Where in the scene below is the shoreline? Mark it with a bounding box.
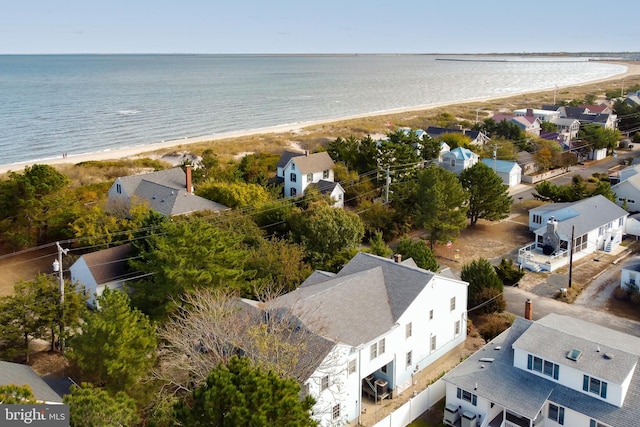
[1,61,639,175]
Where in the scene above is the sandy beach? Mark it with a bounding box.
[1,61,639,176]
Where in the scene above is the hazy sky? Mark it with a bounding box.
[3,0,639,54]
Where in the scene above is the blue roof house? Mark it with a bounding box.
[439,147,479,175]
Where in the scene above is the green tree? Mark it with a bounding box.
[0,384,37,404]
[64,383,139,427]
[246,238,312,295]
[196,181,272,209]
[579,124,621,153]
[459,162,512,226]
[357,199,402,240]
[461,258,505,314]
[129,216,249,319]
[289,201,365,265]
[71,201,162,249]
[0,274,84,362]
[415,167,469,248]
[68,289,157,394]
[174,356,316,427]
[368,231,393,258]
[494,258,525,287]
[0,164,71,247]
[395,238,438,271]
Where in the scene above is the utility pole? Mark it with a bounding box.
[52,242,68,352]
[384,168,391,204]
[568,225,575,289]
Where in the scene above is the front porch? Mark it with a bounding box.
[518,241,598,273]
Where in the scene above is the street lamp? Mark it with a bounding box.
[52,242,68,352]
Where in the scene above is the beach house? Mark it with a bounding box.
[442,313,640,427]
[248,252,468,426]
[107,166,228,216]
[518,195,628,272]
[69,244,134,309]
[439,147,479,175]
[276,150,345,206]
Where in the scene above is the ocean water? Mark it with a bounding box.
[0,54,627,166]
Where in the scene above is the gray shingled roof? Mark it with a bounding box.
[290,152,335,174]
[0,361,63,403]
[443,315,640,426]
[80,244,131,285]
[266,253,439,347]
[530,195,627,239]
[336,252,437,321]
[118,167,187,195]
[276,151,305,169]
[514,316,638,384]
[306,180,341,195]
[118,167,228,216]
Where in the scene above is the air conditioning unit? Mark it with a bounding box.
[443,403,460,426]
[461,411,477,427]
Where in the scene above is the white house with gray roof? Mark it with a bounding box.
[518,195,628,272]
[442,313,640,427]
[107,166,228,216]
[260,252,468,426]
[278,151,344,206]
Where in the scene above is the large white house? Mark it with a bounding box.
[442,313,640,427]
[518,195,628,272]
[252,252,469,426]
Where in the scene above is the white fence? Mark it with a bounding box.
[371,379,446,427]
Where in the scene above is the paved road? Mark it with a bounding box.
[504,278,640,338]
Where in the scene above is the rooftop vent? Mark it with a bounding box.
[494,346,501,351]
[567,349,582,361]
[604,353,615,360]
[479,358,495,363]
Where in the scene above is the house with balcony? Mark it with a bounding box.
[518,195,628,272]
[252,252,469,426]
[442,313,640,427]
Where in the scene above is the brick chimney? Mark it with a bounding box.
[185,165,193,194]
[524,299,533,320]
[526,108,534,117]
[393,254,402,263]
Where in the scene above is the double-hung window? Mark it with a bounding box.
[548,403,564,425]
